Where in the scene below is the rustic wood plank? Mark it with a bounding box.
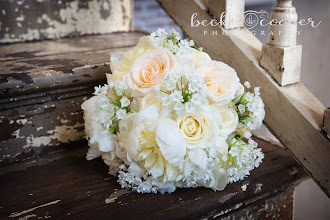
[0,31,146,165]
[156,0,330,197]
[0,31,147,98]
[208,0,245,29]
[0,0,133,43]
[323,108,330,138]
[217,188,294,219]
[0,137,306,219]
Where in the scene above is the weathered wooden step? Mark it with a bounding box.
[0,137,306,219]
[0,31,146,166]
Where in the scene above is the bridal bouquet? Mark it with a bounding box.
[81,29,265,194]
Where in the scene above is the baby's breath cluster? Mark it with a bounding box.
[149,28,200,59]
[93,79,130,133]
[159,72,208,114]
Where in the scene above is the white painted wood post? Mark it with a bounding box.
[260,0,302,86]
[208,0,245,29]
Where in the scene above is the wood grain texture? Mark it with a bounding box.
[208,0,245,29]
[323,108,330,138]
[0,31,146,99]
[260,44,302,86]
[0,137,306,219]
[156,0,330,197]
[0,31,146,166]
[0,0,133,43]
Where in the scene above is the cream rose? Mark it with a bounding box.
[124,48,176,97]
[196,60,239,106]
[176,106,222,149]
[110,36,156,80]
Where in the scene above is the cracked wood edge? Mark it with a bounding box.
[156,0,330,197]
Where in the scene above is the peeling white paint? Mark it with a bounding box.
[9,200,61,218]
[241,183,249,191]
[218,192,237,204]
[105,189,129,204]
[60,119,68,124]
[16,119,28,125]
[18,214,36,220]
[254,183,263,193]
[36,127,43,131]
[16,15,25,21]
[1,0,132,43]
[23,123,84,148]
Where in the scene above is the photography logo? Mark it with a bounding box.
[244,10,269,29]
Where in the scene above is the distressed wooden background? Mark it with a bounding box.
[0,0,133,43]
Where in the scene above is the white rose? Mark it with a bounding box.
[124,48,176,97]
[176,106,222,149]
[216,106,239,138]
[196,60,239,106]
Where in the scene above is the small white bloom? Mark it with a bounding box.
[166,80,177,91]
[108,80,114,89]
[244,131,252,139]
[191,93,201,105]
[174,102,184,113]
[244,81,251,89]
[116,108,127,120]
[161,94,172,106]
[185,102,195,112]
[188,40,194,47]
[170,90,184,103]
[93,85,101,95]
[238,104,246,114]
[120,97,130,108]
[115,80,128,91]
[254,87,260,96]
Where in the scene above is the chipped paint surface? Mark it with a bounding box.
[0,95,86,166]
[9,200,61,218]
[241,183,249,191]
[105,189,129,204]
[218,192,237,204]
[23,123,84,149]
[209,189,294,219]
[254,183,263,193]
[0,0,133,43]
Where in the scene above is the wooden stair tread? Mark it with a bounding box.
[0,31,146,99]
[0,137,306,219]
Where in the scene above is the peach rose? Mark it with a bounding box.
[196,60,239,106]
[124,48,175,97]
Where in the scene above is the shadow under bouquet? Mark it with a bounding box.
[81,29,265,194]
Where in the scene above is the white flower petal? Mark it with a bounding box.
[214,138,229,155]
[133,104,160,128]
[156,117,186,166]
[188,148,207,170]
[128,162,145,178]
[110,53,124,73]
[86,144,102,160]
